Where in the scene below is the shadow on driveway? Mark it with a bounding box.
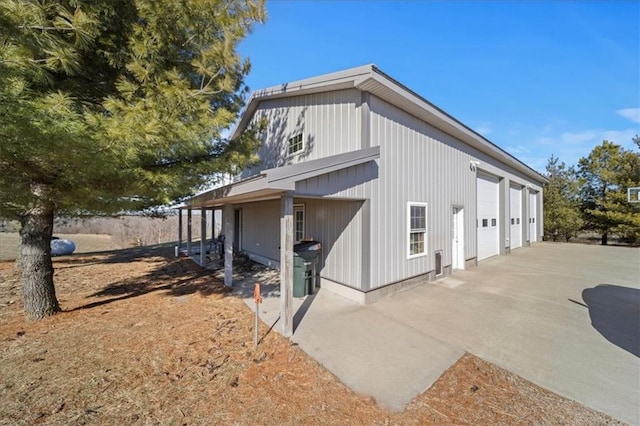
[582,284,640,357]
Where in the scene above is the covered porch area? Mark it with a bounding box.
[178,147,380,337]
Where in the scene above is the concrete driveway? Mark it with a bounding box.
[289,243,640,425]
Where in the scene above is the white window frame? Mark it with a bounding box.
[288,133,304,156]
[293,204,305,242]
[407,202,428,259]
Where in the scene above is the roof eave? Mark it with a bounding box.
[186,147,381,208]
[231,64,548,184]
[366,68,547,183]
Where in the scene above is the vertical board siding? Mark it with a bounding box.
[240,200,281,261]
[368,95,542,289]
[238,198,364,290]
[236,88,544,293]
[241,89,362,178]
[294,161,376,199]
[303,198,363,288]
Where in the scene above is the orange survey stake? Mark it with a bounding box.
[253,283,262,304]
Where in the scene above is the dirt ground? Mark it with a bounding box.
[0,247,623,425]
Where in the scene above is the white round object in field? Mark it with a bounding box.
[51,239,76,256]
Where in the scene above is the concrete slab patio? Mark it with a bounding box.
[234,243,640,425]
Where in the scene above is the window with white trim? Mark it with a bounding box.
[288,133,303,155]
[408,203,427,258]
[294,204,305,242]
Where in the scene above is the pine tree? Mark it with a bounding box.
[577,140,640,245]
[543,155,582,242]
[0,0,265,319]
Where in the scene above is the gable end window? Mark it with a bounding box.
[408,202,427,258]
[289,133,303,155]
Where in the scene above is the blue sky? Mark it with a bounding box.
[238,1,640,173]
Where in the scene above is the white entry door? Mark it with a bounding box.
[529,191,537,243]
[477,174,500,261]
[509,186,522,249]
[451,207,465,270]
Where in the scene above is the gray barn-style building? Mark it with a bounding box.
[181,65,547,336]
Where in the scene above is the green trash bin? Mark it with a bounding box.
[293,253,311,297]
[294,240,322,295]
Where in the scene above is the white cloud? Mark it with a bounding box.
[559,130,597,145]
[537,136,554,145]
[518,156,548,173]
[505,145,530,155]
[485,118,638,174]
[537,129,637,148]
[474,123,492,136]
[617,108,640,124]
[540,119,568,134]
[517,127,639,172]
[602,129,639,145]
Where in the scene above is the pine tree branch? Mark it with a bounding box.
[189,88,224,98]
[17,25,75,32]
[199,68,223,92]
[141,152,219,170]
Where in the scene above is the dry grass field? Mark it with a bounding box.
[0,233,119,261]
[0,246,621,425]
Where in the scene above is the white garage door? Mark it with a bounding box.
[529,191,537,243]
[509,186,522,249]
[477,173,499,261]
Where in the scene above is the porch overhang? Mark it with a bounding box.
[187,145,380,208]
[183,146,379,338]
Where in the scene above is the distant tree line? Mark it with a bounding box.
[543,137,640,245]
[53,212,221,248]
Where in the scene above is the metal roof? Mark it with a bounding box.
[231,64,547,184]
[187,146,380,208]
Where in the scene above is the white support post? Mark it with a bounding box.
[211,209,215,241]
[177,209,183,250]
[200,207,207,266]
[280,193,294,337]
[186,209,192,256]
[211,209,218,259]
[223,204,234,287]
